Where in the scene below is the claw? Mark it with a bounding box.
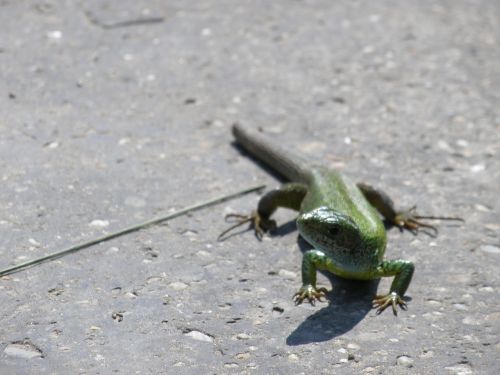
[394,206,464,237]
[218,210,276,241]
[224,213,252,222]
[293,285,328,305]
[373,292,406,316]
[217,213,254,241]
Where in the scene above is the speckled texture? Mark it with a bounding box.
[1,0,499,374]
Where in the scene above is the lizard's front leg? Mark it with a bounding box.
[218,182,308,240]
[372,259,414,315]
[293,249,331,305]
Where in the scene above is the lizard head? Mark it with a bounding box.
[296,206,362,252]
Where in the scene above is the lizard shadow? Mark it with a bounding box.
[282,232,379,345]
[286,278,378,345]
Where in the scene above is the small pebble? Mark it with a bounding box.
[89,219,109,227]
[45,141,59,149]
[47,30,62,40]
[196,250,211,258]
[437,140,453,152]
[396,355,414,367]
[235,352,250,360]
[480,245,500,255]
[169,282,188,291]
[470,164,485,173]
[453,303,468,311]
[444,364,473,375]
[28,238,41,246]
[4,343,42,359]
[185,330,213,343]
[462,316,481,325]
[479,286,494,292]
[474,204,490,212]
[118,138,131,145]
[182,230,198,238]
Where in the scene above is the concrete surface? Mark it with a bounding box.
[1,0,499,374]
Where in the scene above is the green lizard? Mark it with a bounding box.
[220,124,462,315]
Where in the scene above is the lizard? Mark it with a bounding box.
[219,123,463,315]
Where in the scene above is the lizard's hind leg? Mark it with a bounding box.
[357,183,463,236]
[218,182,308,241]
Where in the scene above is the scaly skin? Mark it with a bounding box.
[223,124,459,315]
[292,169,414,315]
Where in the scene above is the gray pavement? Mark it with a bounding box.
[1,0,499,374]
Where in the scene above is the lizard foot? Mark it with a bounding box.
[373,292,407,316]
[217,210,276,241]
[394,206,464,237]
[293,285,328,306]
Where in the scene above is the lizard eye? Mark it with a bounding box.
[329,227,340,236]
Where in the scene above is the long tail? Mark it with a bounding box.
[232,123,312,183]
